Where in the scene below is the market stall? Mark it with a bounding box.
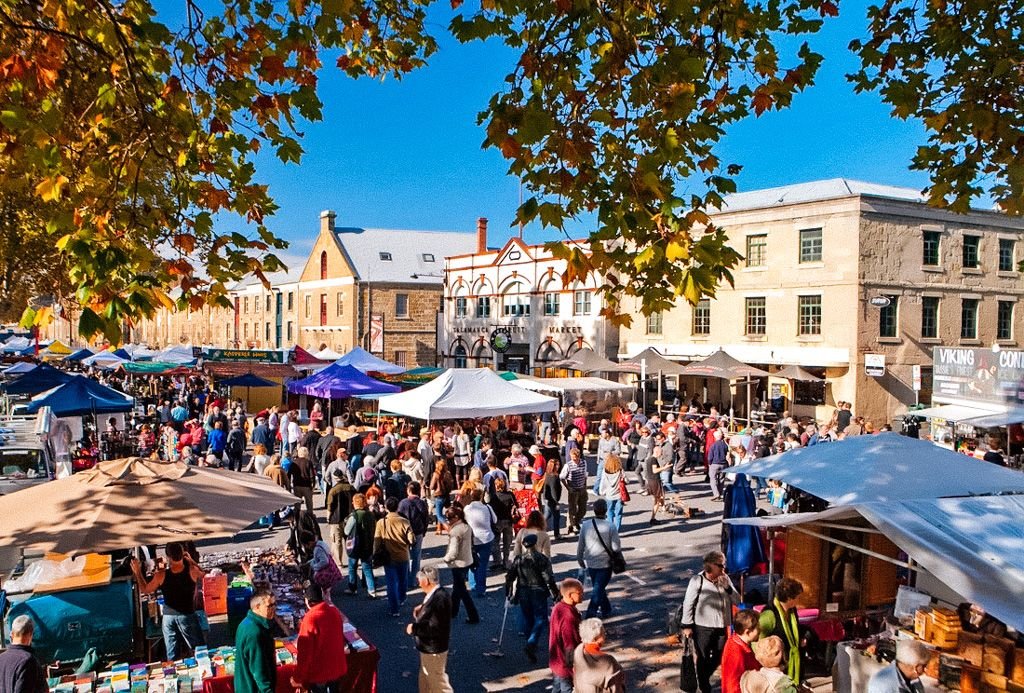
[376,367,558,421]
[724,435,1024,691]
[511,375,634,411]
[0,458,377,693]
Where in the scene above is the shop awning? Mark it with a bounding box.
[911,402,1006,423]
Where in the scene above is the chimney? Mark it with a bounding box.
[320,209,336,234]
[476,217,488,254]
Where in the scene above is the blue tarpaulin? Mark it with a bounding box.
[64,348,94,362]
[287,363,400,399]
[2,361,37,376]
[3,362,74,396]
[20,376,134,417]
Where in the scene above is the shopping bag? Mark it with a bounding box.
[680,635,699,693]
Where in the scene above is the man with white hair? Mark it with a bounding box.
[406,565,454,693]
[867,639,930,693]
[572,617,625,692]
[0,615,46,693]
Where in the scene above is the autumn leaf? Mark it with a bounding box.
[35,175,69,202]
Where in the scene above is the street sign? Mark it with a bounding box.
[865,353,886,377]
[869,296,892,308]
[912,364,922,391]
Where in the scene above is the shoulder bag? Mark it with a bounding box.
[591,519,626,574]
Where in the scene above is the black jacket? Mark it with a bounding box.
[411,587,452,654]
[0,644,47,693]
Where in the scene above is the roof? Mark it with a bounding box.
[231,265,304,291]
[377,368,559,419]
[716,178,926,214]
[334,227,477,285]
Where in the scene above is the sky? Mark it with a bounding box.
[200,0,933,266]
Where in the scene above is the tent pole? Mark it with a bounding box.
[767,530,775,601]
[657,369,663,417]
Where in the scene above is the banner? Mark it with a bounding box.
[933,346,1024,405]
[370,314,384,354]
[203,348,285,363]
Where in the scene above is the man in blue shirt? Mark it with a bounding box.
[706,429,728,501]
[207,421,227,463]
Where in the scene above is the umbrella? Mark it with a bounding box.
[676,350,769,379]
[772,364,823,382]
[550,348,640,374]
[221,373,278,388]
[722,473,765,575]
[0,458,299,555]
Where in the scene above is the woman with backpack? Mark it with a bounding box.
[343,493,378,598]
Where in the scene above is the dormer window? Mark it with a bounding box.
[380,252,392,261]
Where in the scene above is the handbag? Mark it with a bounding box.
[618,475,630,503]
[679,635,699,693]
[314,552,344,589]
[591,518,626,574]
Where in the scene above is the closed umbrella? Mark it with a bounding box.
[0,458,299,555]
[722,473,765,576]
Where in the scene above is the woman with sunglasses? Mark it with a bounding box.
[677,550,741,693]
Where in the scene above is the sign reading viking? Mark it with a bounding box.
[933,347,1024,405]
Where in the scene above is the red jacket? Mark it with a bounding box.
[720,633,760,693]
[295,602,348,685]
[548,600,582,679]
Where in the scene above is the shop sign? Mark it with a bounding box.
[865,353,886,377]
[868,296,891,308]
[912,364,921,391]
[490,327,512,353]
[204,348,284,363]
[933,346,1024,405]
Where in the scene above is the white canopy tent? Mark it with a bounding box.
[376,368,558,421]
[910,401,1024,429]
[729,432,1024,504]
[727,496,1024,632]
[151,345,197,364]
[80,351,128,368]
[511,376,633,395]
[314,347,344,361]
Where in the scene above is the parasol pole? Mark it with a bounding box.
[767,529,776,602]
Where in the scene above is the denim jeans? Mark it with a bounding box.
[408,534,424,585]
[544,502,561,537]
[592,467,604,495]
[519,588,550,647]
[551,675,574,693]
[161,611,204,660]
[585,566,612,618]
[383,562,408,615]
[607,499,623,530]
[660,468,673,489]
[470,540,492,596]
[433,498,446,525]
[347,556,376,593]
[449,566,479,621]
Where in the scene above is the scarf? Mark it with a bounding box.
[773,597,801,683]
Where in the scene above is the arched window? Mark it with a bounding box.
[472,338,491,365]
[320,251,328,280]
[454,344,468,369]
[501,280,531,317]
